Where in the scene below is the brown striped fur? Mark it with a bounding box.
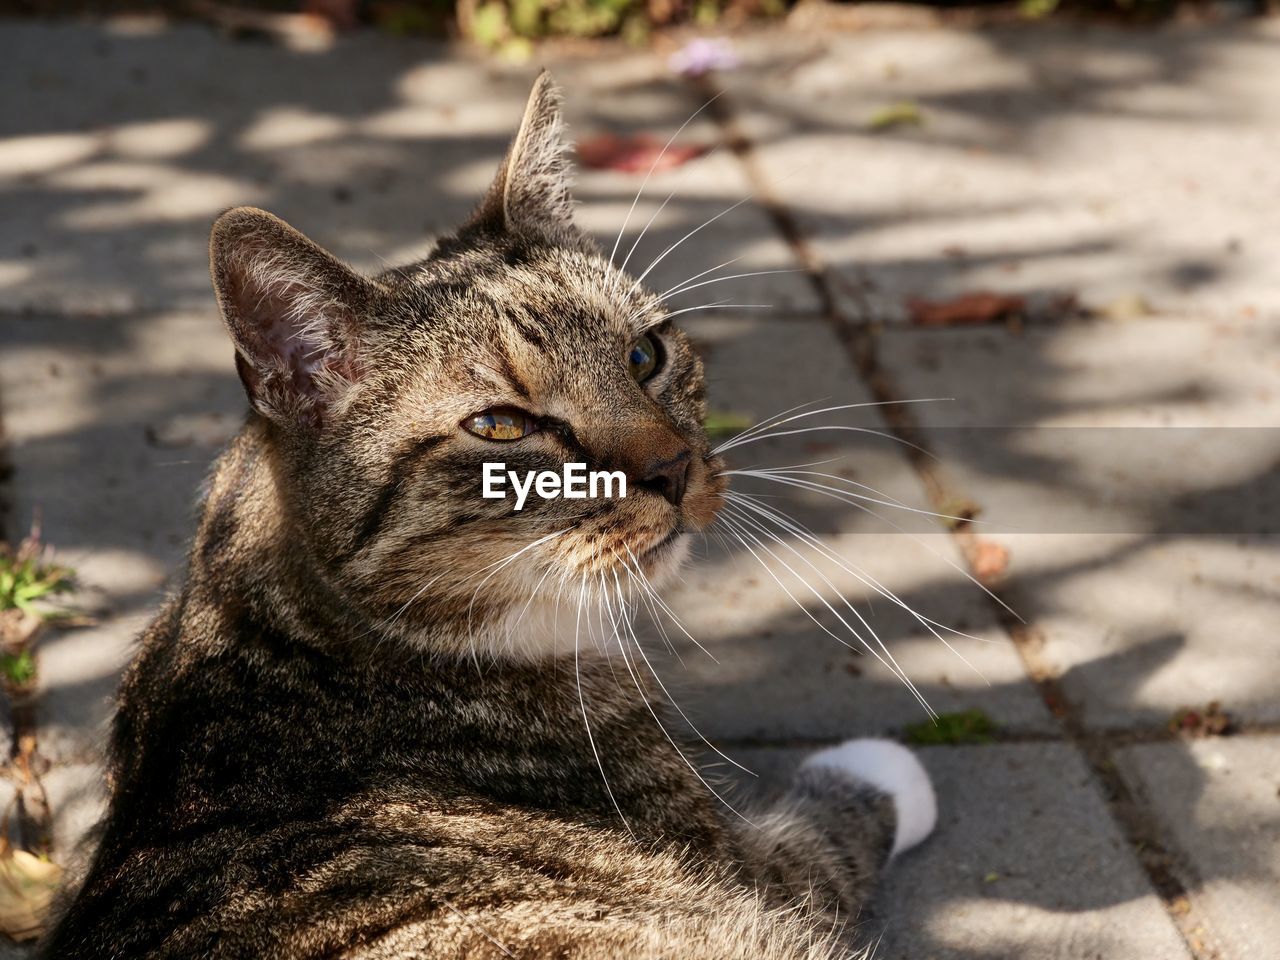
[41,74,908,959]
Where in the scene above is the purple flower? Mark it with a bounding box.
[668,38,739,78]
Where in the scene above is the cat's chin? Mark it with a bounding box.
[635,530,692,588]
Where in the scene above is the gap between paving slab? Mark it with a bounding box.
[0,25,1258,959]
[717,744,1196,960]
[1118,735,1280,960]
[694,71,1231,960]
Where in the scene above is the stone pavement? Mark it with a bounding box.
[2,13,1278,959]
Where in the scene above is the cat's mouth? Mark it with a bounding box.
[639,527,683,562]
[629,526,692,586]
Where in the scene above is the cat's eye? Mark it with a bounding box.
[628,334,662,382]
[463,408,538,442]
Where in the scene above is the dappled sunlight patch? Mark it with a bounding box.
[0,132,99,179]
[439,153,526,196]
[38,549,167,615]
[1021,535,1280,725]
[0,261,34,291]
[109,118,210,161]
[392,61,515,109]
[52,162,257,227]
[921,896,1179,955]
[1031,319,1280,427]
[357,88,522,140]
[239,107,349,151]
[101,13,170,37]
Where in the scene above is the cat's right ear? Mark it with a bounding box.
[470,71,575,235]
[209,207,381,428]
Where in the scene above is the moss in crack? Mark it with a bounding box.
[904,709,999,746]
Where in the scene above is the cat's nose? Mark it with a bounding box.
[638,449,691,506]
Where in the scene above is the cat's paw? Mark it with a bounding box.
[802,738,936,858]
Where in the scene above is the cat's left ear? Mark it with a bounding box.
[472,70,574,234]
[209,207,382,428]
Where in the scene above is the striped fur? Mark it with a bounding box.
[40,74,909,959]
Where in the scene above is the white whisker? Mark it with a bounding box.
[629,196,755,295]
[651,255,744,302]
[574,577,633,835]
[616,556,752,776]
[725,468,972,525]
[466,527,572,649]
[656,268,803,306]
[708,398,828,453]
[728,469,1021,622]
[725,492,992,684]
[712,399,952,455]
[623,544,718,663]
[719,423,935,461]
[608,93,724,269]
[654,300,772,325]
[717,506,933,714]
[602,568,756,825]
[618,191,676,279]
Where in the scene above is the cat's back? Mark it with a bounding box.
[43,587,827,960]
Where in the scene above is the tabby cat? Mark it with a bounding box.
[41,73,935,959]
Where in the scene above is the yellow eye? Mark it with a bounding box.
[628,333,661,382]
[463,408,538,441]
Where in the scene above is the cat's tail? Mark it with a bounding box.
[733,738,936,944]
[799,738,937,861]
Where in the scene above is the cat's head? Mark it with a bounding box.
[209,73,725,656]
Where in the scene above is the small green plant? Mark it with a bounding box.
[0,650,36,687]
[703,410,754,442]
[0,534,73,617]
[904,708,998,746]
[867,101,925,132]
[458,0,778,47]
[1018,0,1059,18]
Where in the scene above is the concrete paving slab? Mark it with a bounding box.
[42,762,107,871]
[0,22,812,316]
[714,743,1192,960]
[647,316,1052,741]
[877,320,1280,730]
[1119,735,1280,960]
[0,308,243,762]
[724,21,1280,323]
[551,56,818,315]
[1,24,516,312]
[0,777,40,956]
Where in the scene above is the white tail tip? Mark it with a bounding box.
[803,738,937,858]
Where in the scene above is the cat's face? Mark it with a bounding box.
[209,74,725,655]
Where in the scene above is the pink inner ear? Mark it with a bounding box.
[265,300,327,393]
[234,274,336,402]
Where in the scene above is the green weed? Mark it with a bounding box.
[0,531,74,617]
[904,709,998,746]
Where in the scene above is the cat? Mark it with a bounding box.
[40,73,935,959]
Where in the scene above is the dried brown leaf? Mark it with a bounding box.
[907,291,1026,328]
[577,133,709,174]
[971,539,1010,583]
[0,850,62,942]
